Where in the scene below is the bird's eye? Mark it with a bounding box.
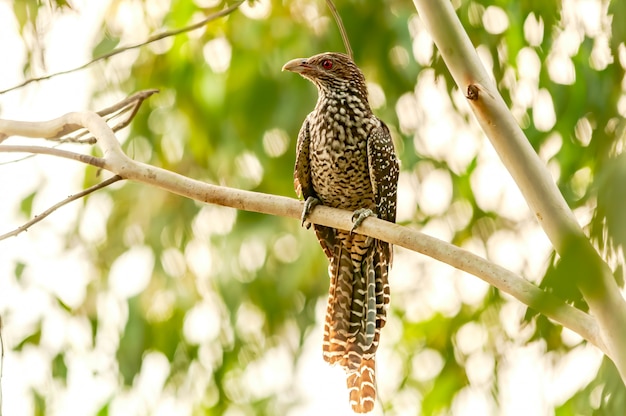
[321,59,333,70]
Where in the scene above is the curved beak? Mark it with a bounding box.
[282,58,309,73]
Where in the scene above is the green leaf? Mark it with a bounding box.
[92,34,121,59]
[19,190,37,218]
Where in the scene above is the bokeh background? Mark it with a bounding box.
[1,0,626,414]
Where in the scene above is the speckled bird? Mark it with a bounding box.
[283,52,399,413]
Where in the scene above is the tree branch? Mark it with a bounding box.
[412,0,626,380]
[0,175,122,240]
[0,1,244,94]
[0,99,608,356]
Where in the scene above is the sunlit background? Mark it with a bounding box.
[1,0,625,415]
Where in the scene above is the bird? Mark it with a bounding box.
[282,52,399,413]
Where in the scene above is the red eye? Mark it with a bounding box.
[321,59,333,70]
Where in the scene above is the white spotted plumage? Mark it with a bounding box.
[285,52,399,414]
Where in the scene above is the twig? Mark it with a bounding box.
[0,175,122,240]
[412,0,626,381]
[0,145,105,168]
[53,89,160,144]
[325,0,353,59]
[0,2,244,94]
[95,89,159,119]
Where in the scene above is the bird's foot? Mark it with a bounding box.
[350,208,376,234]
[301,196,320,229]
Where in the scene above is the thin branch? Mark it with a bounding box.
[412,0,626,380]
[53,89,160,144]
[0,176,122,240]
[95,89,160,119]
[0,2,244,94]
[0,145,105,168]
[325,0,353,59]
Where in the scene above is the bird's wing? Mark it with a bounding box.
[367,119,399,224]
[293,114,336,260]
[294,114,314,199]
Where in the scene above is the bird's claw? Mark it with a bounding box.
[350,208,376,234]
[301,197,320,229]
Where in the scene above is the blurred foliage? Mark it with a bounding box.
[5,0,626,414]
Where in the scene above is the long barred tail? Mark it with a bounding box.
[320,229,391,414]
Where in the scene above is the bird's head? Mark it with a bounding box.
[282,52,368,99]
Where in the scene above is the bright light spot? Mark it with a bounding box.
[146,290,175,322]
[576,0,602,37]
[183,299,222,344]
[482,6,509,35]
[466,351,494,385]
[499,344,548,416]
[192,205,237,236]
[538,132,563,161]
[262,128,290,158]
[547,344,602,406]
[109,246,155,298]
[574,117,593,146]
[390,45,410,68]
[240,0,271,20]
[396,171,419,222]
[593,35,612,70]
[79,192,113,244]
[555,26,583,57]
[396,92,419,133]
[447,199,474,232]
[547,54,576,86]
[161,247,186,278]
[411,348,444,381]
[194,0,221,7]
[456,322,487,355]
[476,45,494,79]
[292,320,348,415]
[243,346,293,398]
[618,95,626,117]
[185,238,213,281]
[561,327,584,347]
[112,1,149,42]
[533,88,557,131]
[160,114,187,164]
[236,151,264,187]
[417,169,453,216]
[456,271,489,306]
[239,237,266,272]
[367,82,386,109]
[235,302,265,340]
[517,47,541,81]
[487,230,525,273]
[449,129,481,174]
[203,37,232,73]
[410,15,434,66]
[523,13,544,47]
[422,262,461,316]
[273,233,300,263]
[571,167,592,199]
[471,157,528,221]
[619,43,626,69]
[452,386,495,416]
[512,79,536,110]
[137,351,170,400]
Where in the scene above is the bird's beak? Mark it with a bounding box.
[282,58,309,73]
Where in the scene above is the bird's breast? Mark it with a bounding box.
[308,107,377,211]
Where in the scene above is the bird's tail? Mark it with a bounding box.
[347,358,377,413]
[321,232,391,413]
